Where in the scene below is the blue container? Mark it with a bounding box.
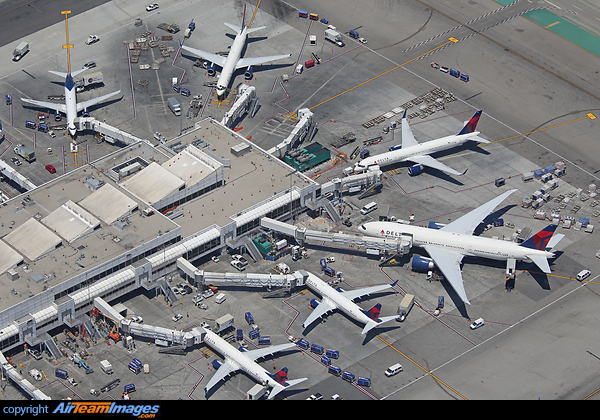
[321,355,331,366]
[325,349,339,359]
[296,338,309,350]
[328,366,341,376]
[357,377,371,387]
[124,383,136,393]
[258,336,271,345]
[249,329,260,340]
[310,344,324,355]
[236,329,243,341]
[341,371,355,382]
[55,368,68,379]
[245,312,254,324]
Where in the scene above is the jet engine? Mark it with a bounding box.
[310,299,320,309]
[244,66,253,79]
[207,63,216,77]
[411,255,435,272]
[408,164,424,176]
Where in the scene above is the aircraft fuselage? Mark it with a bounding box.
[361,222,554,263]
[356,132,479,170]
[216,27,248,99]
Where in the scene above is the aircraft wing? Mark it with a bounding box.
[236,53,292,69]
[180,45,228,67]
[423,246,470,305]
[409,154,465,176]
[21,98,66,114]
[302,299,337,328]
[204,359,238,395]
[76,90,121,113]
[340,281,397,301]
[441,189,517,235]
[243,343,298,362]
[401,115,419,148]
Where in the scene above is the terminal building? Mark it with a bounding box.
[0,118,322,354]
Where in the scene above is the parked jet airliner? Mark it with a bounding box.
[20,11,120,137]
[359,189,564,305]
[355,110,488,176]
[302,271,399,334]
[201,324,306,399]
[181,6,292,99]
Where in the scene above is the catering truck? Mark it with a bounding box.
[14,144,35,162]
[397,294,415,322]
[13,42,29,61]
[324,29,344,47]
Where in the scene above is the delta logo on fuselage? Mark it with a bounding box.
[380,229,403,237]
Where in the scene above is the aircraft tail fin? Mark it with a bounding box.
[361,303,381,322]
[520,224,558,251]
[457,110,482,135]
[268,366,288,385]
[267,367,307,399]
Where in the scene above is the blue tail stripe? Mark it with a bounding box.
[457,110,482,135]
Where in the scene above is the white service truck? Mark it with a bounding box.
[13,42,29,61]
[324,29,344,47]
[214,314,234,333]
[397,294,415,322]
[100,360,113,374]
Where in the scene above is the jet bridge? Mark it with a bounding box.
[176,257,307,289]
[267,108,315,157]
[0,350,51,400]
[76,117,149,145]
[260,217,413,255]
[320,168,383,196]
[221,84,258,128]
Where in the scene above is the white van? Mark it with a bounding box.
[576,269,591,281]
[215,293,226,304]
[309,35,317,46]
[360,201,378,215]
[296,64,303,74]
[385,363,403,377]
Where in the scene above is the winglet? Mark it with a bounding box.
[401,109,407,119]
[460,168,468,176]
[390,280,398,287]
[457,110,482,135]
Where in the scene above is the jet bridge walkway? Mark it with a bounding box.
[260,217,413,256]
[0,350,51,400]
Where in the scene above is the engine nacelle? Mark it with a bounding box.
[54,111,62,122]
[427,221,445,230]
[244,66,253,79]
[207,63,216,77]
[411,255,435,272]
[335,287,345,293]
[212,359,222,370]
[408,164,424,176]
[310,299,320,309]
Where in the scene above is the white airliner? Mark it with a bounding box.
[355,110,489,176]
[181,6,292,99]
[359,189,564,305]
[20,13,120,137]
[302,271,399,334]
[201,324,306,399]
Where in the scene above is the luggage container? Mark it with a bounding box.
[349,30,359,39]
[357,377,371,387]
[449,68,460,77]
[128,362,141,374]
[321,355,331,365]
[323,266,335,277]
[459,73,470,82]
[494,177,505,187]
[296,338,309,350]
[341,371,355,382]
[304,59,315,68]
[522,172,534,182]
[37,124,49,133]
[55,368,68,379]
[124,383,136,393]
[249,329,260,340]
[25,120,37,129]
[257,336,271,345]
[236,329,244,341]
[309,12,319,20]
[493,218,504,227]
[325,349,339,359]
[328,366,342,376]
[299,10,308,18]
[310,344,324,355]
[245,312,254,324]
